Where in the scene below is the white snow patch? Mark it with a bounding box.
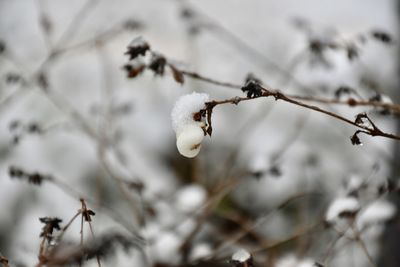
[356,199,396,230]
[326,196,360,222]
[127,36,148,49]
[232,248,251,262]
[175,217,197,236]
[175,184,207,213]
[249,153,268,173]
[345,174,364,193]
[171,92,209,136]
[151,231,182,265]
[189,243,212,261]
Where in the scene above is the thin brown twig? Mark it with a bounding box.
[321,231,345,264]
[351,225,377,267]
[79,204,84,267]
[204,89,400,141]
[176,66,400,115]
[49,175,142,237]
[290,94,400,114]
[55,24,125,55]
[0,253,10,267]
[80,199,102,267]
[36,236,48,267]
[178,69,241,89]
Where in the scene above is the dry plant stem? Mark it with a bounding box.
[56,211,81,244]
[34,0,145,232]
[0,253,10,267]
[12,30,145,239]
[51,176,141,237]
[321,231,344,264]
[36,236,48,267]
[56,24,125,55]
[322,192,387,266]
[205,90,400,141]
[22,171,144,246]
[79,206,84,267]
[351,225,377,267]
[215,211,270,247]
[40,211,81,266]
[178,69,241,89]
[175,67,400,115]
[9,62,144,236]
[80,199,102,267]
[291,95,400,114]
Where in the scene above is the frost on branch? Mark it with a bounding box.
[171,92,209,158]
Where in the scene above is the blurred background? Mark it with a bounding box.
[0,0,399,266]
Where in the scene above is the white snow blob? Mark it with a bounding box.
[325,196,360,223]
[232,249,251,263]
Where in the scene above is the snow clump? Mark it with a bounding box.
[232,248,251,263]
[356,199,396,230]
[325,196,360,223]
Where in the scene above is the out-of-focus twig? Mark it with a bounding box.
[0,253,10,267]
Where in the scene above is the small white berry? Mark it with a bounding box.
[176,124,204,158]
[171,92,209,158]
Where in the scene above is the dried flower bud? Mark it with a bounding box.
[125,37,150,60]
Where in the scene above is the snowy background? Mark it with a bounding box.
[0,0,399,266]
